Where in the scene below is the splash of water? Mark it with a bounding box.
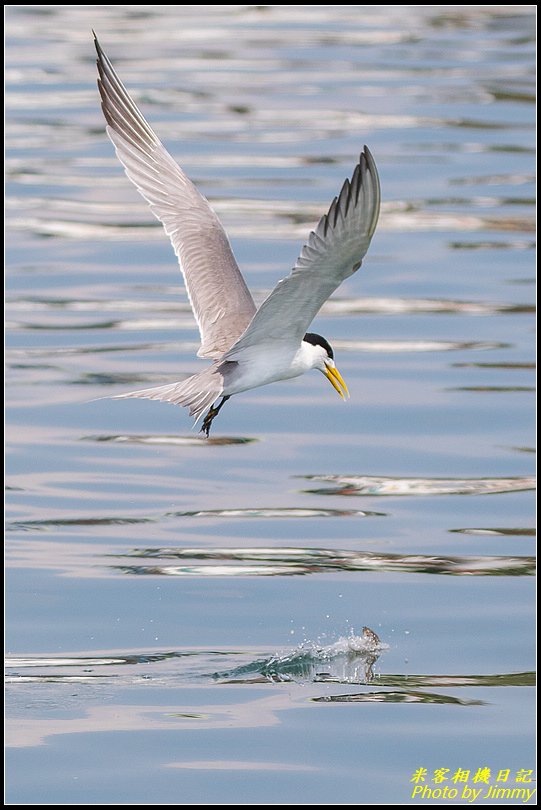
[214,627,387,684]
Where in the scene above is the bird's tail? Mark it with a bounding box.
[112,365,224,424]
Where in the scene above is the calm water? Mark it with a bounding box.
[5,5,536,805]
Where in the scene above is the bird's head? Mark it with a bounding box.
[302,332,349,400]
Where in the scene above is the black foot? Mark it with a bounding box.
[200,396,230,437]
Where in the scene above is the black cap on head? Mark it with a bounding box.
[303,332,334,360]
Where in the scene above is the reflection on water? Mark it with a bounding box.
[83,433,257,446]
[5,3,535,805]
[7,661,532,754]
[6,507,383,533]
[453,361,535,369]
[313,691,484,705]
[450,527,535,537]
[8,293,535,318]
[108,546,535,578]
[299,475,536,496]
[163,507,382,518]
[6,204,536,242]
[334,339,510,353]
[324,297,535,316]
[6,640,534,714]
[4,538,534,581]
[447,385,535,393]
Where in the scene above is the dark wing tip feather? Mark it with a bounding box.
[93,34,160,153]
[337,176,351,219]
[307,145,380,269]
[93,30,104,61]
[324,145,379,235]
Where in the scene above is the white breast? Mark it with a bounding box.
[221,340,322,396]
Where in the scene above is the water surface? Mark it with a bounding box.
[5,5,535,805]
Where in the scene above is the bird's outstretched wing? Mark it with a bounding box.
[225,147,380,360]
[94,33,256,359]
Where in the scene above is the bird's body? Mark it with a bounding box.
[223,341,320,396]
[94,34,381,435]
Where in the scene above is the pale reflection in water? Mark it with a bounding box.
[299,475,536,496]
[110,546,535,578]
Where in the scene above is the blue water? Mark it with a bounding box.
[5,5,535,805]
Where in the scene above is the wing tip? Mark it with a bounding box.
[93,29,103,59]
[305,143,381,264]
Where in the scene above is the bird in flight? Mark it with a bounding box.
[94,33,380,436]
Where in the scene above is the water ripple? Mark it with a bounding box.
[312,691,483,705]
[7,201,535,242]
[452,362,535,369]
[450,527,535,537]
[164,508,383,519]
[334,340,510,353]
[7,516,157,532]
[6,629,387,686]
[324,297,534,316]
[6,507,380,534]
[7,642,533,697]
[7,293,535,318]
[447,386,535,393]
[298,475,536,497]
[82,433,257,447]
[6,339,512,362]
[109,546,535,578]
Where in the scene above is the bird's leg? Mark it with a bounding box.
[200,395,230,437]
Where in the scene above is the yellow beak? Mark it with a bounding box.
[324,363,349,400]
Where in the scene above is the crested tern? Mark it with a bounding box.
[94,34,381,436]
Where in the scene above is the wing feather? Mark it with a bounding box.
[225,146,380,359]
[94,33,256,359]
